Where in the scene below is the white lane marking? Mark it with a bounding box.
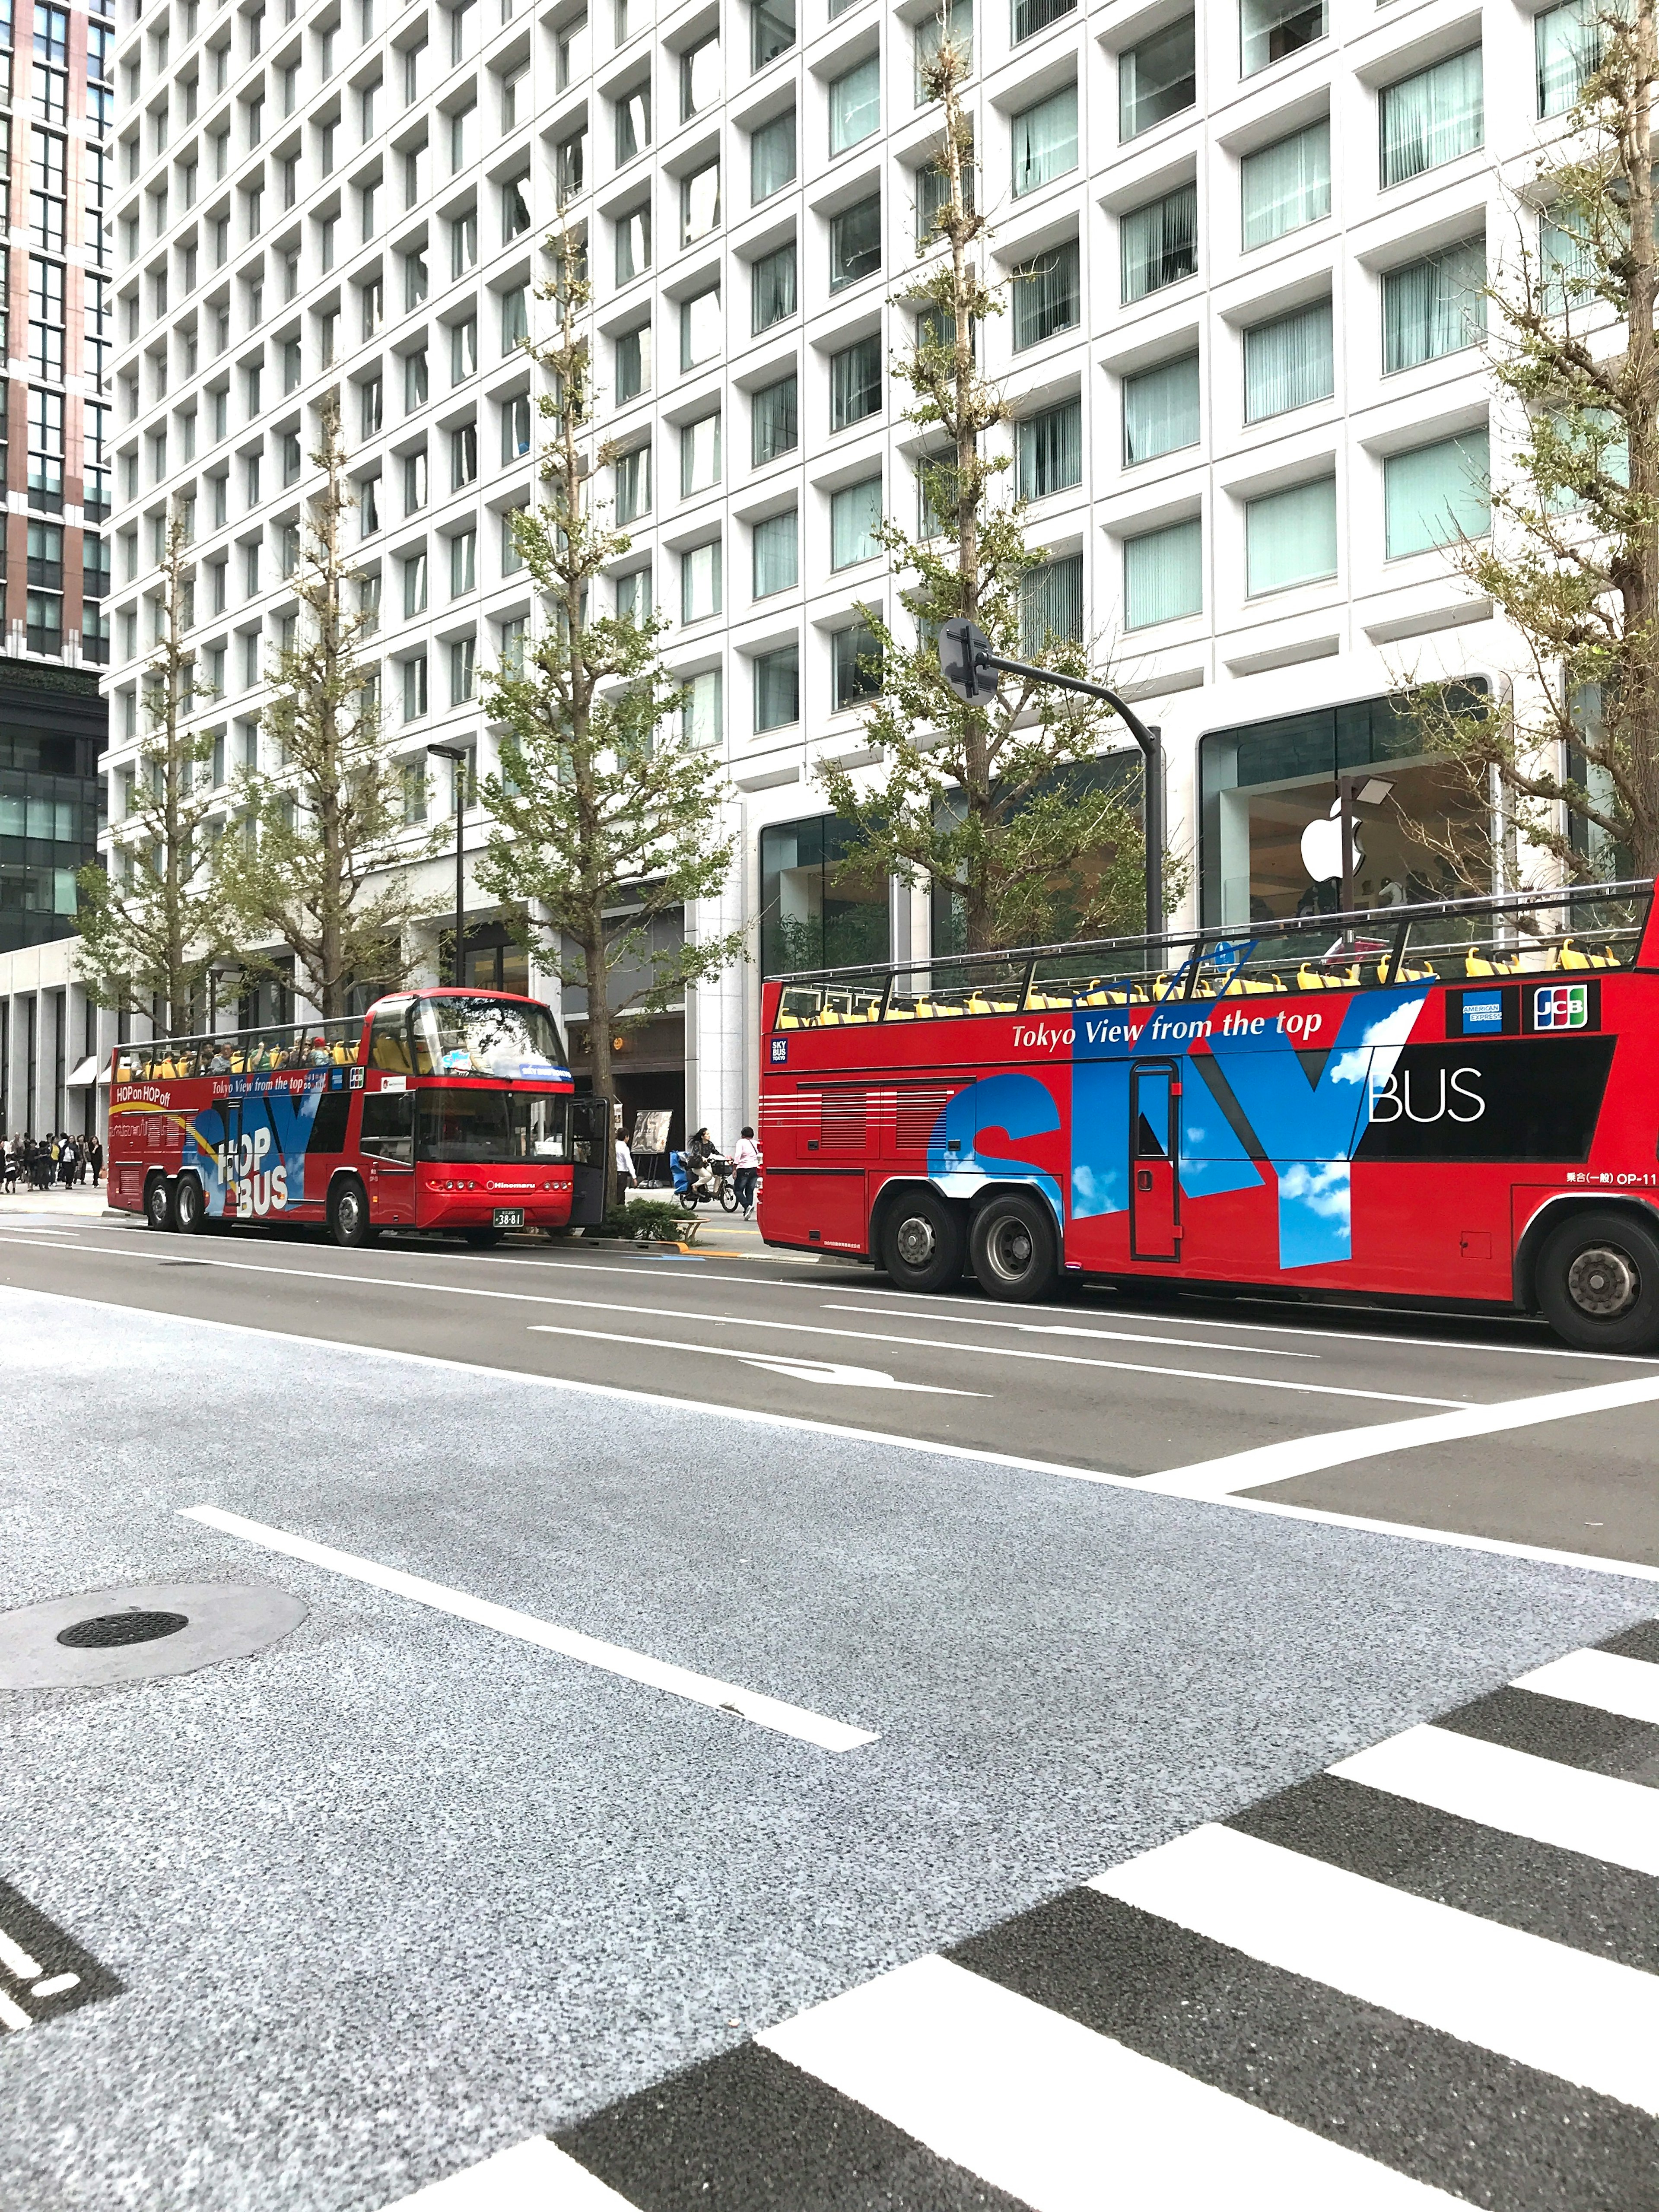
[0,1988,32,2033]
[804,1280,1659,1365]
[759,1952,1462,2209]
[12,1284,1659,1583]
[29,1973,79,1998]
[1141,1373,1659,1498]
[1332,1723,1659,1879]
[181,1504,877,1754]
[34,1240,1465,1408]
[818,1304,1319,1360]
[376,2137,638,2209]
[1092,1822,1659,2115]
[0,1923,44,1981]
[1510,1645,1659,1726]
[528,1326,986,1397]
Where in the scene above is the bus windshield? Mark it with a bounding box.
[416,1089,568,1162]
[411,996,568,1078]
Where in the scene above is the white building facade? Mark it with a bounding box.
[101,0,1592,1147]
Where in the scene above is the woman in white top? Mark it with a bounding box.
[731,1127,761,1217]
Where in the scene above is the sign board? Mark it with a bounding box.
[632,1108,672,1154]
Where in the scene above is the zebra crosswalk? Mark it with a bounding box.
[390,1619,1659,2212]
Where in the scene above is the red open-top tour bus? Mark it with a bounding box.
[108,987,610,1246]
[758,877,1659,1353]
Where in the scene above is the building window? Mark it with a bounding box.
[830,194,881,290]
[1537,0,1599,118]
[830,335,881,431]
[615,324,651,402]
[615,442,650,522]
[753,509,798,597]
[404,448,429,512]
[616,569,651,622]
[752,242,796,333]
[682,157,721,244]
[1380,48,1483,189]
[752,372,798,464]
[681,285,722,370]
[556,129,585,205]
[1121,184,1196,302]
[829,622,882,712]
[26,590,62,655]
[1382,238,1486,374]
[681,410,721,497]
[830,476,882,568]
[450,635,475,703]
[404,548,428,614]
[450,528,476,595]
[760,812,889,973]
[753,642,800,731]
[681,666,722,747]
[917,152,975,243]
[1245,476,1338,596]
[451,423,478,489]
[502,393,531,461]
[1120,16,1195,141]
[1241,119,1330,250]
[501,285,529,353]
[1241,0,1324,78]
[1012,239,1080,348]
[1011,85,1077,197]
[1016,397,1081,499]
[451,209,478,275]
[1123,519,1200,629]
[752,0,795,70]
[751,108,795,202]
[1243,300,1333,423]
[501,174,530,242]
[501,509,526,573]
[1384,428,1491,560]
[682,29,721,121]
[1123,353,1199,466]
[1019,553,1083,649]
[615,203,650,283]
[682,538,722,621]
[406,349,429,409]
[403,654,428,721]
[615,84,650,165]
[829,55,880,154]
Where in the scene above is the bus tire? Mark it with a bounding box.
[1537,1208,1659,1354]
[173,1174,208,1235]
[971,1191,1058,1303]
[143,1175,175,1233]
[330,1176,377,1249]
[881,1190,963,1293]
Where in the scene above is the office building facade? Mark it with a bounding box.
[102,0,1583,1145]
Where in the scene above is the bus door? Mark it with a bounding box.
[568,1096,610,1226]
[1130,1060,1181,1262]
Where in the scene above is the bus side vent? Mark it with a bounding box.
[895,1085,957,1153]
[820,1089,868,1152]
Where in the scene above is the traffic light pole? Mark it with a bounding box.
[937,621,1164,945]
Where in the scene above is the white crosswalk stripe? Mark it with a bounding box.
[400,1631,1659,2211]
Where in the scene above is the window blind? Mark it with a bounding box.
[1243,299,1333,423]
[1012,84,1077,196]
[1241,120,1330,250]
[1384,429,1490,559]
[1382,237,1485,373]
[1380,47,1483,188]
[1245,477,1336,594]
[1122,352,1199,465]
[1123,519,1200,628]
[1121,183,1196,302]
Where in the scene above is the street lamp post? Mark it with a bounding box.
[938,619,1165,945]
[426,743,469,987]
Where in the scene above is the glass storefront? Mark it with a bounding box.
[1198,685,1489,926]
[759,814,890,976]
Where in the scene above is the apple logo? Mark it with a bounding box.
[1300,799,1360,884]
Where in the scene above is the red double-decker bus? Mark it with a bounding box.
[108,987,610,1246]
[758,878,1659,1353]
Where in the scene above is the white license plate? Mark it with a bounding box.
[493,1207,525,1229]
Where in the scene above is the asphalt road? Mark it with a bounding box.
[2,1207,1658,2210]
[0,1204,1655,1565]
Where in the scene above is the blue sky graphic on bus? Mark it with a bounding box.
[179,1070,333,1218]
[919,985,1429,1271]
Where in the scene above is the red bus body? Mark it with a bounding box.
[757,880,1659,1341]
[108,988,603,1239]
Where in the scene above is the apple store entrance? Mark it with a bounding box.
[1197,685,1491,930]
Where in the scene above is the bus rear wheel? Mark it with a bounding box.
[330,1177,377,1249]
[1537,1208,1659,1354]
[173,1175,208,1235]
[881,1191,963,1293]
[143,1176,175,1233]
[971,1191,1058,1303]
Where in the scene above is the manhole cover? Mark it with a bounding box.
[56,1610,190,1650]
[0,1583,307,1689]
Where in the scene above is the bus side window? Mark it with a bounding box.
[359,1092,414,1163]
[368,1015,413,1074]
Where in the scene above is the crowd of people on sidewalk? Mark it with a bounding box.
[2,1133,102,1193]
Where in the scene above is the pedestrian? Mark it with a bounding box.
[0,1138,13,1195]
[731,1126,761,1218]
[90,1136,104,1187]
[615,1131,636,1204]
